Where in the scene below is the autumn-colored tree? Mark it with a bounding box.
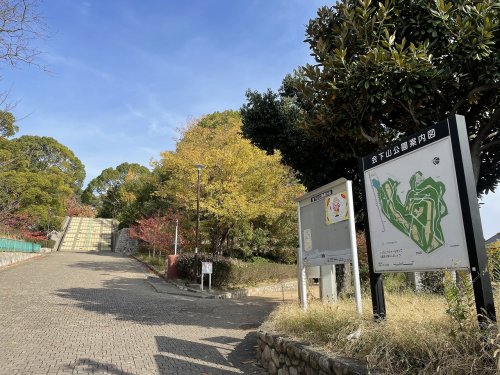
[155,110,305,258]
[66,196,95,218]
[129,211,189,257]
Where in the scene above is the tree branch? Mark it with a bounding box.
[480,139,500,151]
[475,105,500,146]
[359,126,378,144]
[390,97,420,126]
[452,83,500,114]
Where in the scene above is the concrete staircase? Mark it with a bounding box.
[58,217,116,252]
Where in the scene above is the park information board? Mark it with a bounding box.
[360,115,496,322]
[296,178,353,266]
[296,178,362,313]
[360,119,470,272]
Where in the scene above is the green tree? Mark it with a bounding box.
[0,170,72,230]
[82,162,152,221]
[0,133,85,230]
[0,111,18,138]
[242,0,500,195]
[156,110,304,257]
[6,135,85,190]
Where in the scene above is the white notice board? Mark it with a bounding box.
[361,121,470,272]
[296,178,353,266]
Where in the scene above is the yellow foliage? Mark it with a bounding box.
[157,111,304,228]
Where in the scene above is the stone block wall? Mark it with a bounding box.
[0,252,41,268]
[114,228,138,254]
[256,331,375,375]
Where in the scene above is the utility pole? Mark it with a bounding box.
[194,164,204,254]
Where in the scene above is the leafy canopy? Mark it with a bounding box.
[156,110,304,257]
[242,0,500,195]
[82,162,152,223]
[0,132,85,230]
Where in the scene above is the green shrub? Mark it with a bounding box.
[487,242,500,282]
[177,253,233,288]
[420,271,445,294]
[250,256,271,263]
[33,239,56,249]
[228,261,296,287]
[177,252,296,288]
[383,272,410,293]
[134,252,165,272]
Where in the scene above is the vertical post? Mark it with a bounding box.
[201,271,204,291]
[209,273,212,292]
[319,265,337,302]
[359,158,386,319]
[448,115,496,323]
[174,219,178,255]
[347,180,363,315]
[297,203,308,310]
[195,164,204,254]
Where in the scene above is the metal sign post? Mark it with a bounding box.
[297,207,308,310]
[347,180,363,315]
[201,262,213,292]
[174,219,178,255]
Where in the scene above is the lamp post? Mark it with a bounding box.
[194,164,204,254]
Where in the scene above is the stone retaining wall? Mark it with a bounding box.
[247,280,297,296]
[114,228,138,254]
[0,252,42,268]
[257,331,375,375]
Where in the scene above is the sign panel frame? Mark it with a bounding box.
[296,178,362,314]
[201,262,213,274]
[361,120,469,272]
[359,115,495,322]
[296,178,352,266]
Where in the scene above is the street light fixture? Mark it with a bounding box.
[194,164,204,254]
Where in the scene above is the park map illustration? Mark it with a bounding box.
[372,171,448,253]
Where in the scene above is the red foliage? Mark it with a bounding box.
[0,212,46,241]
[21,230,47,241]
[129,211,191,255]
[66,197,95,218]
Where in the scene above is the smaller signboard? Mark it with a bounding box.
[296,179,353,266]
[201,262,213,274]
[296,178,363,314]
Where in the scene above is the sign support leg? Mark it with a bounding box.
[346,180,363,315]
[359,158,386,319]
[297,203,308,310]
[320,265,337,302]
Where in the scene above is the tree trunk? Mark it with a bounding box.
[469,140,481,187]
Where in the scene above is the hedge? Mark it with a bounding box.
[176,253,296,288]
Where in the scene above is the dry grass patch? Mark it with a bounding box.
[268,292,499,374]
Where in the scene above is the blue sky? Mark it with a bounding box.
[2,0,499,239]
[5,0,327,180]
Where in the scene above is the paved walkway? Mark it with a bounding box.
[0,252,278,375]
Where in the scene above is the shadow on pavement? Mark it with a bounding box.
[65,252,140,273]
[55,274,279,330]
[154,332,265,374]
[63,358,136,375]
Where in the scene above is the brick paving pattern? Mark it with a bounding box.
[0,252,277,374]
